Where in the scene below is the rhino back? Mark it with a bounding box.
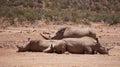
[63,37,97,53]
[28,40,52,51]
[64,37,97,46]
[63,28,96,39]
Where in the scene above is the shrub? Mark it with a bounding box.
[0,0,120,25]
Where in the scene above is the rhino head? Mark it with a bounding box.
[16,45,25,52]
[97,46,114,54]
[16,41,30,52]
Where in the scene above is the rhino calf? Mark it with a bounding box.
[17,40,56,53]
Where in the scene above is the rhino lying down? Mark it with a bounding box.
[40,27,96,40]
[16,40,57,52]
[54,37,112,54]
[17,37,112,54]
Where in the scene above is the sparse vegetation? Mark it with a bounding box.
[0,0,120,25]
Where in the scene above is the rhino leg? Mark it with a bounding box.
[43,44,54,53]
[84,47,93,54]
[92,50,98,54]
[54,45,66,54]
[54,41,66,54]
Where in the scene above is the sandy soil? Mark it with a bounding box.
[0,24,120,67]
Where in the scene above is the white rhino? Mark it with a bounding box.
[40,27,96,40]
[53,37,111,54]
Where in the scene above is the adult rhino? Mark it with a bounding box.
[53,37,112,54]
[40,27,96,40]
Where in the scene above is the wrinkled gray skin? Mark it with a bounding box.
[53,37,110,54]
[16,40,56,53]
[40,27,96,40]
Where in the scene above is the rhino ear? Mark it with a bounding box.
[40,33,50,40]
[50,44,54,49]
[28,38,31,41]
[95,38,99,43]
[16,45,20,48]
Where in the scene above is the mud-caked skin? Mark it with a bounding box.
[53,37,110,54]
[40,27,96,40]
[17,40,55,53]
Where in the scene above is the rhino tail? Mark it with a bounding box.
[95,37,99,43]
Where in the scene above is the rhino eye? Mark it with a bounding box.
[20,46,23,49]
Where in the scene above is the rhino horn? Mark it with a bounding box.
[40,33,50,40]
[107,46,114,51]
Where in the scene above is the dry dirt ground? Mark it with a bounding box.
[0,23,120,67]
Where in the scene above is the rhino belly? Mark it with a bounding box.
[67,46,84,54]
[30,45,48,52]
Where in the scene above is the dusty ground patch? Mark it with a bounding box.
[0,24,120,67]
